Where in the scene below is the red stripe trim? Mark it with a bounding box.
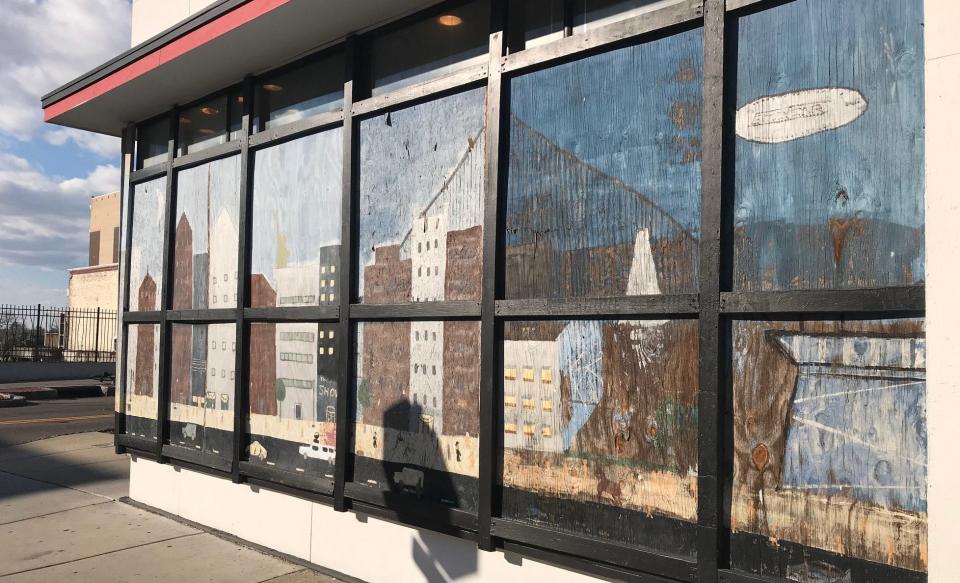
[44,0,289,121]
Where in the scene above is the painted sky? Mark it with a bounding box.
[0,0,131,306]
[734,0,924,228]
[357,87,486,292]
[509,26,704,238]
[250,129,342,288]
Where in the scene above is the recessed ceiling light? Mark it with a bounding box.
[179,116,192,124]
[200,106,219,115]
[197,128,216,135]
[437,14,463,27]
[262,83,284,92]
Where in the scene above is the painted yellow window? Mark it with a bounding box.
[330,279,336,287]
[320,293,327,302]
[330,265,336,273]
[541,368,553,384]
[320,279,327,288]
[504,395,518,407]
[504,423,518,434]
[321,266,327,274]
[522,424,535,436]
[541,426,553,438]
[328,330,335,339]
[542,400,553,412]
[504,367,517,381]
[522,398,535,409]
[327,347,334,355]
[522,367,535,382]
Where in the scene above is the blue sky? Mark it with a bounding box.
[0,0,131,306]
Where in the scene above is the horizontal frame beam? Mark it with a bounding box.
[123,311,164,323]
[349,301,482,320]
[117,433,158,452]
[343,482,479,533]
[719,286,925,314]
[238,461,335,495]
[248,109,345,149]
[490,518,697,581]
[165,308,240,322]
[495,295,699,318]
[172,140,243,170]
[351,64,489,117]
[243,306,339,321]
[129,163,168,185]
[501,541,686,583]
[500,0,703,76]
[161,444,233,472]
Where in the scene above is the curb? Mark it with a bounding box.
[0,384,114,401]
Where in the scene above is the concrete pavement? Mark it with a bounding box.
[0,432,343,582]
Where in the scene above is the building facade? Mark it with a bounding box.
[39,0,960,581]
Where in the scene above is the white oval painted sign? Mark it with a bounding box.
[735,87,868,144]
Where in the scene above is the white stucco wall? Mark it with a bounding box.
[924,0,959,581]
[129,458,605,583]
[131,0,219,47]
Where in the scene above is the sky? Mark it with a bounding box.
[0,0,132,306]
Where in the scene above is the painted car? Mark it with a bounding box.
[299,443,335,463]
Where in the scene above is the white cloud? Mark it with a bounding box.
[0,0,131,157]
[0,152,119,272]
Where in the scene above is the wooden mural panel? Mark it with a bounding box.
[129,177,165,312]
[168,323,237,460]
[245,322,338,482]
[122,323,160,441]
[731,318,927,580]
[172,155,242,310]
[732,0,925,291]
[250,130,342,308]
[504,26,702,300]
[357,89,485,304]
[501,318,699,554]
[352,320,481,511]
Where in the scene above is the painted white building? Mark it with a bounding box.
[411,214,447,303]
[502,337,563,453]
[206,323,235,423]
[410,322,443,434]
[209,209,239,309]
[276,262,321,307]
[275,263,323,421]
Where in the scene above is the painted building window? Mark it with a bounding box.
[730,317,926,578]
[358,88,485,304]
[168,323,237,460]
[366,0,490,96]
[353,320,481,511]
[246,322,338,490]
[129,177,166,312]
[250,129,342,308]
[732,0,924,292]
[255,50,344,131]
[178,94,229,156]
[505,27,702,300]
[501,319,699,554]
[122,324,160,441]
[172,156,242,310]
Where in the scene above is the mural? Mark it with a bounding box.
[731,318,927,580]
[501,318,699,553]
[353,320,481,511]
[733,0,924,291]
[172,155,242,310]
[122,323,160,440]
[505,26,702,300]
[245,322,338,489]
[129,177,166,312]
[168,323,236,459]
[357,88,485,304]
[250,130,342,308]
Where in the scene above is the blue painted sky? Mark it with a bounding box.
[734,0,924,229]
[0,0,131,306]
[509,26,704,240]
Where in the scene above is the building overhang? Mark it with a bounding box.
[41,0,440,136]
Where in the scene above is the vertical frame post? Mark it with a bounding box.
[698,0,726,580]
[156,109,179,460]
[334,36,359,513]
[116,123,135,452]
[479,6,508,550]
[232,76,255,483]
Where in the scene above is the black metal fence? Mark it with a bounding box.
[0,304,118,363]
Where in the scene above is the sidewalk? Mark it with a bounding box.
[0,432,342,582]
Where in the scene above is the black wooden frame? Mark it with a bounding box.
[113,0,927,581]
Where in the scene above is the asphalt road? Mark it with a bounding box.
[0,395,114,447]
